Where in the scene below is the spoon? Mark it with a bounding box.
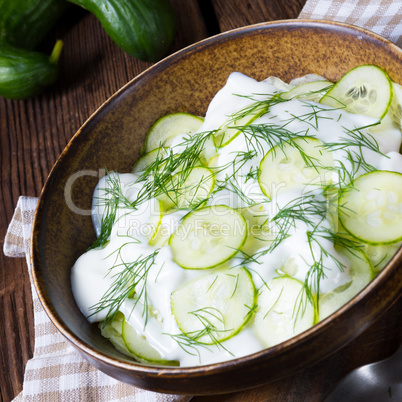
[324,344,402,401]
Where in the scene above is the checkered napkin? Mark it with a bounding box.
[4,2,402,400]
[299,0,402,47]
[4,197,191,402]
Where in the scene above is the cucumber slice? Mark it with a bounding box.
[149,210,187,247]
[144,199,163,244]
[171,267,256,344]
[339,171,402,245]
[389,82,402,129]
[258,137,333,198]
[214,102,268,147]
[362,241,402,272]
[132,147,168,173]
[99,313,133,358]
[157,166,215,211]
[320,65,392,119]
[318,246,373,320]
[254,277,315,347]
[169,205,247,269]
[143,113,204,153]
[121,316,178,365]
[281,81,333,102]
[239,204,274,255]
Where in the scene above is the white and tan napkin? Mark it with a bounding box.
[299,0,402,47]
[4,196,191,402]
[4,1,402,400]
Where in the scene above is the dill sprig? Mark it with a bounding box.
[133,131,216,209]
[90,172,134,250]
[89,248,159,328]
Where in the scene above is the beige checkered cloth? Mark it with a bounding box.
[4,197,191,402]
[299,0,402,47]
[3,2,402,400]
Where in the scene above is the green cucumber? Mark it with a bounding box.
[318,247,373,320]
[68,0,177,62]
[239,204,274,255]
[320,65,392,119]
[132,147,168,173]
[0,40,62,99]
[389,82,402,129]
[0,0,69,50]
[157,166,215,211]
[258,137,333,198]
[121,316,178,365]
[171,267,256,344]
[214,102,268,148]
[281,80,333,102]
[254,276,315,347]
[169,205,247,269]
[362,241,402,272]
[143,112,204,154]
[339,171,402,245]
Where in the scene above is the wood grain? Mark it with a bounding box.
[0,0,401,401]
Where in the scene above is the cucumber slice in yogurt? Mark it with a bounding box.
[143,113,204,153]
[339,171,402,245]
[362,241,402,272]
[254,276,315,347]
[281,80,333,102]
[158,166,215,211]
[318,247,373,321]
[320,65,392,119]
[258,137,333,198]
[169,205,247,269]
[389,82,402,129]
[132,147,168,173]
[239,204,274,255]
[171,267,256,344]
[214,102,268,147]
[121,316,178,365]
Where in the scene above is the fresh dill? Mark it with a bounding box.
[89,248,159,328]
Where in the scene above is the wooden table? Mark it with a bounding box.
[1,1,401,401]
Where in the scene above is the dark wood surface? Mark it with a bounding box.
[0,1,401,401]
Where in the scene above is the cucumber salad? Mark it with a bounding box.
[71,65,402,366]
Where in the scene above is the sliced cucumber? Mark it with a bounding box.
[171,267,256,344]
[132,147,168,173]
[144,199,163,244]
[169,205,247,269]
[320,65,392,119]
[389,82,402,129]
[143,113,204,154]
[149,210,186,247]
[362,241,401,272]
[258,137,333,198]
[281,81,333,102]
[339,171,402,245]
[121,316,178,365]
[318,246,373,320]
[239,204,274,255]
[157,166,215,211]
[99,313,133,357]
[214,102,268,147]
[254,277,315,347]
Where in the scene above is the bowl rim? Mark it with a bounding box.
[31,18,402,378]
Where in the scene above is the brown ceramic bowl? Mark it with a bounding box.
[32,20,402,395]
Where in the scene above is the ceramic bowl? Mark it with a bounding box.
[32,20,402,395]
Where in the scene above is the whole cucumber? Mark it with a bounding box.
[0,40,63,99]
[0,0,69,50]
[67,0,177,62]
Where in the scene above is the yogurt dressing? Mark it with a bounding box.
[71,72,401,366]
